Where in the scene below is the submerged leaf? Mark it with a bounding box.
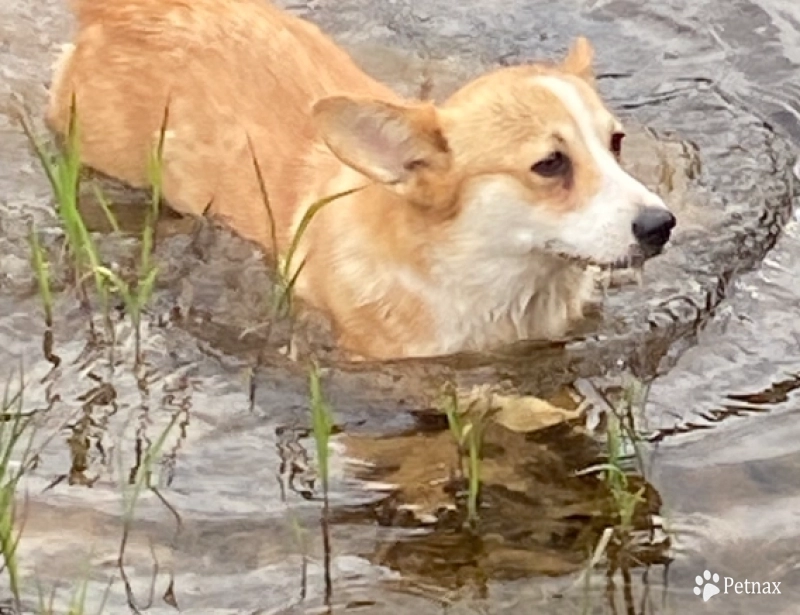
[455,386,582,433]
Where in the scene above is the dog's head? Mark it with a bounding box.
[312,37,675,270]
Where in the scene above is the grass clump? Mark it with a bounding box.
[0,377,33,611]
[20,100,168,359]
[16,99,181,613]
[570,377,658,613]
[441,388,485,528]
[0,370,42,613]
[578,411,646,534]
[21,98,111,318]
[93,123,165,360]
[577,378,650,532]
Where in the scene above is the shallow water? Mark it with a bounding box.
[2,0,800,613]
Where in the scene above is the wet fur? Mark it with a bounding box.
[46,0,669,360]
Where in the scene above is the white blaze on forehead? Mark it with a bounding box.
[533,75,666,209]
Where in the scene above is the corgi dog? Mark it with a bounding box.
[46,0,676,360]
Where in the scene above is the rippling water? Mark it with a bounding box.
[1,0,800,613]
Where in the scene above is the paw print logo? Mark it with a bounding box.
[694,570,721,602]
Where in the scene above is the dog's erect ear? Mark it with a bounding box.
[561,37,595,83]
[312,96,450,186]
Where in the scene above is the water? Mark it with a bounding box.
[1,0,800,613]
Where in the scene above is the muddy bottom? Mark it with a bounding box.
[2,0,800,614]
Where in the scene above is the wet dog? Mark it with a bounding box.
[46,0,676,360]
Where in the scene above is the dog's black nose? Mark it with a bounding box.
[632,206,676,256]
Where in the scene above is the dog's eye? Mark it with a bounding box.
[403,158,429,172]
[610,132,625,157]
[531,152,570,178]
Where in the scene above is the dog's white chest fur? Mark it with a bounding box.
[408,255,595,357]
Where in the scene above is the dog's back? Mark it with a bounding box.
[46,0,676,360]
[47,0,397,248]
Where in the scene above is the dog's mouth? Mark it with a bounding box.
[554,243,664,271]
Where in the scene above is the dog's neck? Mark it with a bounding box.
[290,161,593,359]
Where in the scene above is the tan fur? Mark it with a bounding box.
[46,0,671,360]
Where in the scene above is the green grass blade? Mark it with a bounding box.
[91,183,121,233]
[282,187,366,285]
[308,364,333,492]
[29,228,54,326]
[246,135,279,258]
